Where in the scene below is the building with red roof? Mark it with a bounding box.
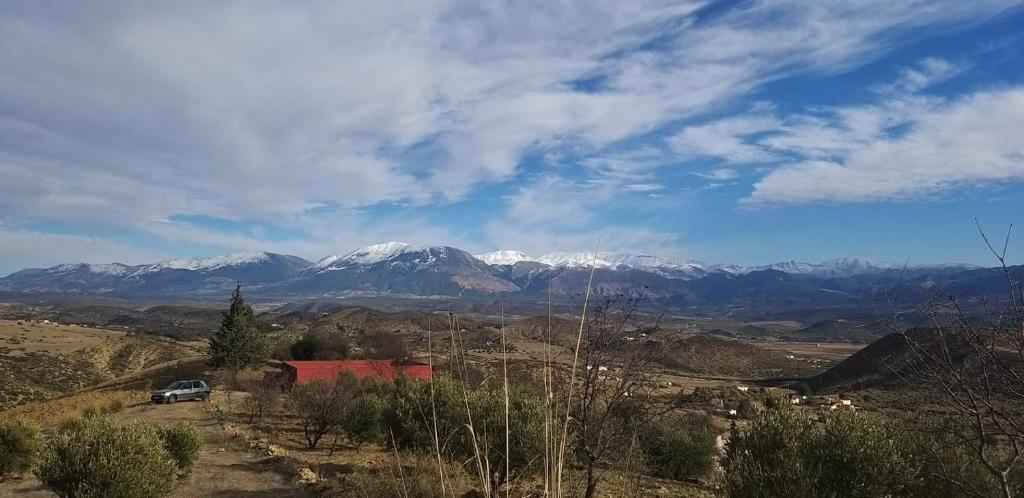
[280,359,431,386]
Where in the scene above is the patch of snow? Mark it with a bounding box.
[314,242,417,271]
[87,263,131,276]
[476,250,532,265]
[132,251,270,275]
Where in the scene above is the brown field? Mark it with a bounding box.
[755,340,866,364]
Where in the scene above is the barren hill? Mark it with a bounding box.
[0,319,200,409]
[806,328,1002,393]
[647,334,818,379]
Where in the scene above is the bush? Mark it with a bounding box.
[641,414,717,481]
[343,392,387,447]
[212,404,230,429]
[0,419,41,480]
[158,423,203,472]
[384,375,544,491]
[723,406,935,498]
[809,410,915,497]
[36,417,177,498]
[289,373,360,449]
[242,377,280,427]
[735,398,757,419]
[722,405,817,498]
[290,332,351,360]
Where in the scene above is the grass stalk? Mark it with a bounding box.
[555,240,601,496]
[502,307,510,498]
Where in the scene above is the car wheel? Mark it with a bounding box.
[168,394,177,404]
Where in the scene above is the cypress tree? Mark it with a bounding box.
[208,285,267,371]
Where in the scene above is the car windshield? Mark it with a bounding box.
[166,381,189,389]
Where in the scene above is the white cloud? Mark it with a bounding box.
[872,57,963,95]
[0,1,1018,266]
[744,87,1024,206]
[670,115,782,162]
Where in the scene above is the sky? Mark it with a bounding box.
[1,1,1024,276]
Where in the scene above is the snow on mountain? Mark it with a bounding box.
[86,263,132,276]
[476,250,532,265]
[534,252,691,270]
[477,250,710,278]
[50,263,132,276]
[714,258,912,277]
[314,242,415,271]
[131,251,271,275]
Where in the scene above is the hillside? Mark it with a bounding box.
[792,318,886,342]
[807,328,993,392]
[0,319,200,409]
[502,315,580,346]
[646,334,819,379]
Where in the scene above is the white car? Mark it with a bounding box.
[151,379,210,404]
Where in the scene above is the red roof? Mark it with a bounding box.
[281,359,431,384]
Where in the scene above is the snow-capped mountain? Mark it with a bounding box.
[476,250,531,266]
[0,242,989,302]
[312,242,417,271]
[0,252,312,295]
[130,251,275,276]
[476,250,712,279]
[297,243,518,294]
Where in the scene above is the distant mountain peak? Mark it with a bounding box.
[316,242,415,270]
[476,250,532,265]
[131,251,272,275]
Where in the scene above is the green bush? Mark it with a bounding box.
[383,375,544,491]
[641,414,717,481]
[158,423,203,472]
[343,392,386,447]
[722,406,954,498]
[0,419,41,480]
[36,417,178,498]
[722,405,818,498]
[809,410,915,497]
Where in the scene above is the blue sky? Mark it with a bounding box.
[1,1,1023,275]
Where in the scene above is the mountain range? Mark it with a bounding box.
[1,242,1014,311]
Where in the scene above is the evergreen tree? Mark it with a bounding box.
[208,285,267,371]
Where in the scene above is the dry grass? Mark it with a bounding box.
[0,319,199,409]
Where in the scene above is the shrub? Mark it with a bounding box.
[290,332,351,360]
[36,417,177,498]
[723,406,936,498]
[383,375,544,492]
[641,414,717,482]
[242,377,280,427]
[722,405,817,498]
[343,391,387,447]
[212,404,230,429]
[809,410,916,497]
[289,373,360,449]
[158,423,203,472]
[0,419,41,480]
[736,398,756,419]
